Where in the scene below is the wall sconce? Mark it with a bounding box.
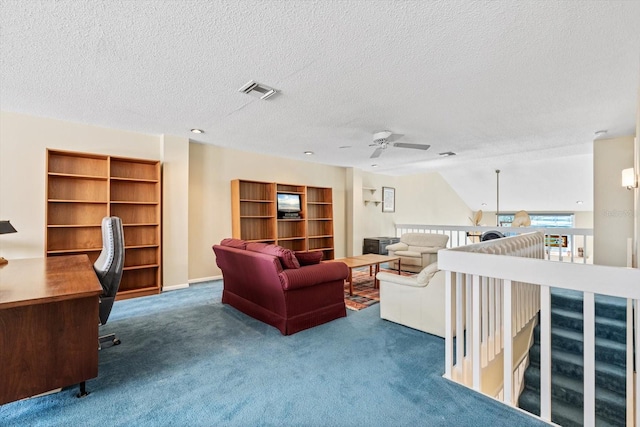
[622,168,638,190]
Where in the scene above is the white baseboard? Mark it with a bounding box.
[162,283,189,292]
[162,276,223,292]
[188,275,223,284]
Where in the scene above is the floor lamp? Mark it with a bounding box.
[0,220,18,265]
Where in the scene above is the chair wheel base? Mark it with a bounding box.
[77,382,89,398]
[98,333,120,350]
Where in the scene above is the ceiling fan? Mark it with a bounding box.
[369,131,431,158]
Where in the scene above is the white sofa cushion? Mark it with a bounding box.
[401,233,449,248]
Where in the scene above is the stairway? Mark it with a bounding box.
[518,289,628,427]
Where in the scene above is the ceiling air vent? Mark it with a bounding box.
[238,80,277,100]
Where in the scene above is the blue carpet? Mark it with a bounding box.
[1,281,548,427]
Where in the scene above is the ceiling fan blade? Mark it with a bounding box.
[393,142,431,151]
[370,147,384,158]
[386,133,404,143]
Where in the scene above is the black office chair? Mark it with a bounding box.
[94,216,125,349]
[481,230,505,241]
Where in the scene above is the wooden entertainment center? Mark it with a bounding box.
[45,149,162,299]
[231,179,335,260]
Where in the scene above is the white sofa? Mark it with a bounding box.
[376,262,461,338]
[385,233,449,273]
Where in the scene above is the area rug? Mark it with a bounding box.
[344,268,411,311]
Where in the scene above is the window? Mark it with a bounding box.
[497,213,574,255]
[497,213,574,228]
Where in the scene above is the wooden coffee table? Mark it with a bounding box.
[329,254,401,296]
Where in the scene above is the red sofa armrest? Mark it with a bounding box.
[279,262,349,290]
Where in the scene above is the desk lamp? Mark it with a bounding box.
[0,220,18,265]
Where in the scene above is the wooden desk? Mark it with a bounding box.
[0,255,102,405]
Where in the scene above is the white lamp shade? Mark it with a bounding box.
[621,168,636,188]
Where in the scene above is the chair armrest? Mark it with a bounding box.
[279,262,349,290]
[376,272,425,287]
[386,242,407,251]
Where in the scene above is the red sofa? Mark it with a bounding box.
[212,239,349,335]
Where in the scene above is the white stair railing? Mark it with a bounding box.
[443,233,543,400]
[438,234,640,426]
[395,224,593,264]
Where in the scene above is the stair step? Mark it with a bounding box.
[551,307,627,343]
[533,326,626,368]
[550,289,627,322]
[529,344,626,395]
[518,389,622,427]
[554,328,626,368]
[523,366,626,424]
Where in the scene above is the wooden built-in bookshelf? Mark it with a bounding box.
[231,179,334,260]
[46,149,161,299]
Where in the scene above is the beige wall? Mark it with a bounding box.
[188,142,347,280]
[346,169,471,256]
[162,135,190,288]
[0,111,192,289]
[0,112,471,284]
[348,169,399,256]
[395,173,472,226]
[593,135,635,267]
[189,152,473,278]
[574,211,595,259]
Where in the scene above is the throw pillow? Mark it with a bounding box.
[416,262,439,285]
[246,242,269,252]
[247,243,300,269]
[294,251,323,266]
[220,238,247,249]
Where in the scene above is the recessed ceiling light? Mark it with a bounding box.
[439,151,456,157]
[339,145,351,149]
[576,200,584,205]
[481,203,487,206]
[191,129,204,134]
[594,130,608,137]
[371,164,378,168]
[304,151,314,156]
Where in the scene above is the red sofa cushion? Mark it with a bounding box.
[246,243,300,269]
[294,251,323,266]
[220,238,247,249]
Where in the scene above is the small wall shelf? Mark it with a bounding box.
[362,186,381,205]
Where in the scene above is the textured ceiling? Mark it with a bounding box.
[2,1,639,213]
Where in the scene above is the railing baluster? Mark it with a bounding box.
[472,274,482,390]
[456,272,464,378]
[488,278,495,361]
[445,270,454,380]
[636,299,640,427]
[466,273,472,375]
[540,285,551,422]
[503,279,513,405]
[583,292,595,427]
[482,276,489,366]
[627,298,634,427]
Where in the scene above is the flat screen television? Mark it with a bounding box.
[277,193,301,218]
